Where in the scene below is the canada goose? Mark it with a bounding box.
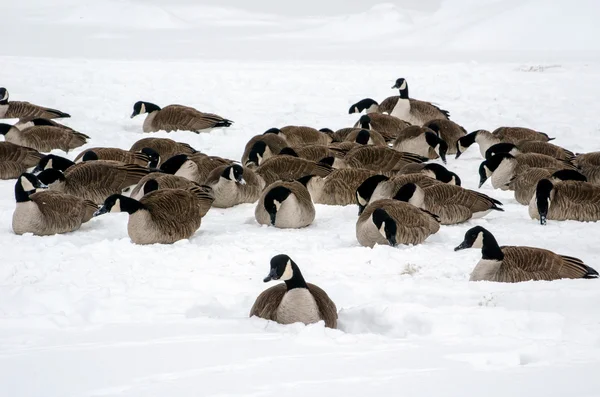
[348,98,380,114]
[0,142,43,179]
[399,163,462,185]
[454,226,598,282]
[345,129,387,146]
[0,123,89,153]
[574,151,600,168]
[204,164,265,208]
[159,153,233,184]
[264,126,332,147]
[485,142,575,163]
[278,146,345,169]
[510,168,587,205]
[394,183,503,225]
[356,199,440,247]
[297,168,379,206]
[478,153,575,190]
[392,126,448,163]
[254,156,333,186]
[530,178,600,225]
[255,180,315,228]
[129,137,196,167]
[0,88,70,120]
[94,185,214,244]
[578,165,600,185]
[328,141,362,155]
[13,173,97,236]
[250,254,337,328]
[456,128,555,159]
[130,101,233,133]
[241,134,288,167]
[355,173,442,215]
[37,162,150,204]
[424,119,466,155]
[381,78,450,125]
[32,154,76,173]
[14,117,72,131]
[354,114,411,142]
[74,147,159,168]
[342,145,428,172]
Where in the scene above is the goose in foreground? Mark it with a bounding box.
[254,155,333,186]
[454,226,598,282]
[394,183,503,225]
[95,185,214,244]
[484,142,575,163]
[510,168,587,205]
[383,78,450,125]
[297,168,379,206]
[37,162,150,204]
[530,178,600,225]
[255,180,315,228]
[0,123,89,153]
[342,145,428,172]
[399,163,461,185]
[392,126,448,163]
[13,173,97,236]
[130,101,233,133]
[204,164,265,208]
[478,153,575,190]
[264,126,332,147]
[0,88,70,120]
[424,119,466,155]
[250,254,338,328]
[242,134,288,167]
[0,142,43,179]
[356,198,440,247]
[159,153,234,184]
[129,137,196,167]
[355,114,411,142]
[74,147,160,168]
[456,128,555,159]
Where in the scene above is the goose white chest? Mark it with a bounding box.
[276,288,320,325]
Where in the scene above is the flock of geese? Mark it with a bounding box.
[2,78,600,329]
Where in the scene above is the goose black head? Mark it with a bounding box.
[263,254,307,289]
[95,194,144,216]
[348,98,379,114]
[485,142,519,160]
[355,129,372,145]
[358,115,371,129]
[223,164,245,184]
[391,78,409,98]
[424,131,448,163]
[263,186,292,226]
[15,173,46,202]
[371,208,398,247]
[455,226,490,251]
[0,87,8,103]
[247,141,269,167]
[141,147,160,168]
[33,154,75,173]
[356,174,389,215]
[536,179,555,225]
[551,169,587,182]
[131,101,160,118]
[422,163,461,186]
[455,131,479,159]
[160,154,190,175]
[478,153,514,188]
[0,123,14,136]
[36,168,67,186]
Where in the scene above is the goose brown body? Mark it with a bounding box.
[0,88,70,120]
[241,134,288,167]
[424,119,466,155]
[129,138,196,166]
[0,142,43,179]
[529,181,600,222]
[343,145,428,172]
[255,181,315,228]
[354,113,411,141]
[139,104,232,133]
[75,147,152,167]
[302,168,380,205]
[3,125,89,153]
[255,156,332,186]
[205,165,265,208]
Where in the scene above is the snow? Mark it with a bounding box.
[3,0,600,396]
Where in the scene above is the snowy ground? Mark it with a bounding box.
[3,0,600,396]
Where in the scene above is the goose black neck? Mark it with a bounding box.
[119,196,146,214]
[14,182,32,203]
[285,262,308,290]
[399,86,409,99]
[481,231,504,261]
[144,102,161,113]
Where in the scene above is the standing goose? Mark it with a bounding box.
[278,146,344,168]
[130,101,233,133]
[255,180,315,228]
[392,126,448,163]
[297,168,380,206]
[94,185,214,244]
[456,128,555,159]
[510,168,587,205]
[204,164,265,208]
[0,123,89,153]
[394,183,503,225]
[356,199,440,247]
[74,147,159,168]
[37,162,150,204]
[343,145,428,173]
[530,179,600,225]
[455,226,598,282]
[242,134,288,167]
[0,142,43,179]
[424,119,466,155]
[159,153,234,184]
[485,142,575,163]
[0,88,70,120]
[129,137,196,167]
[399,163,462,185]
[13,173,97,236]
[254,155,333,186]
[250,254,338,328]
[383,78,450,125]
[354,114,411,142]
[478,153,575,190]
[264,126,332,147]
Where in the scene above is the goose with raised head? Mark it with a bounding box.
[130,101,233,133]
[95,184,214,244]
[424,119,466,155]
[12,173,97,236]
[263,126,332,147]
[297,168,379,206]
[0,142,43,179]
[456,127,555,159]
[455,226,598,282]
[250,254,337,328]
[356,198,440,247]
[392,125,448,163]
[530,178,600,225]
[382,78,450,125]
[255,180,315,228]
[242,134,289,167]
[204,163,265,208]
[0,88,70,120]
[0,123,89,153]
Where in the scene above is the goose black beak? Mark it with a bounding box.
[263,268,279,282]
[269,212,277,226]
[130,112,137,119]
[540,214,547,226]
[455,150,463,159]
[93,206,109,217]
[454,241,468,251]
[478,177,487,189]
[387,235,397,247]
